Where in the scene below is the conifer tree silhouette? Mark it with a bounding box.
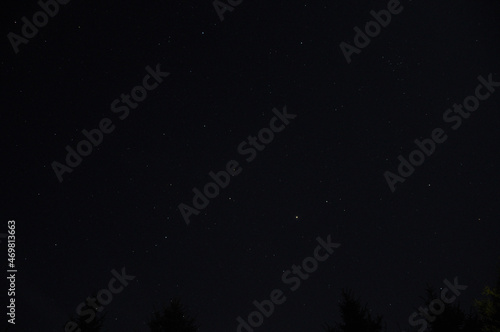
[400,283,482,332]
[148,297,198,332]
[419,285,474,332]
[475,263,500,332]
[323,288,385,332]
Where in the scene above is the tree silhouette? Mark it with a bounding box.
[418,285,481,332]
[323,288,385,332]
[475,263,500,332]
[148,297,199,332]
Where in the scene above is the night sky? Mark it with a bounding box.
[2,0,500,331]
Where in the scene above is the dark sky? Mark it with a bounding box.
[2,0,500,331]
